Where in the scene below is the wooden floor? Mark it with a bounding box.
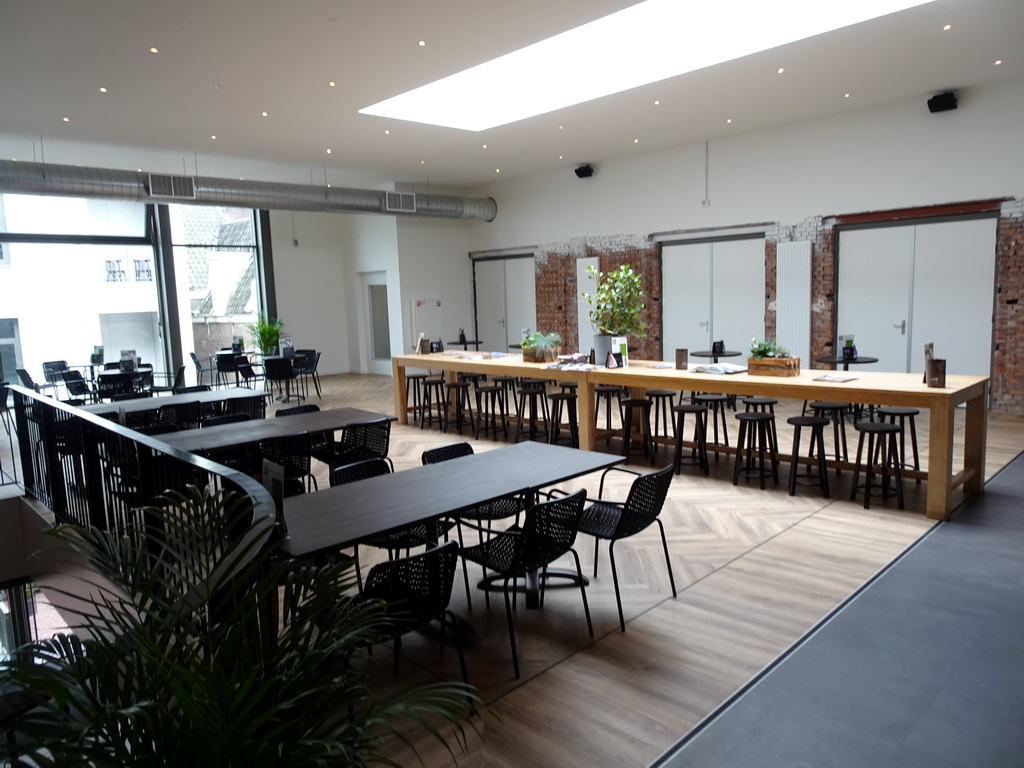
[277,374,1024,767]
[4,374,1022,766]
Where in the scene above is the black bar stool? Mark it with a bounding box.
[786,415,830,497]
[547,392,579,448]
[875,406,921,482]
[693,393,730,460]
[742,396,778,454]
[647,389,676,453]
[809,401,850,475]
[443,380,475,435]
[405,371,428,420]
[420,376,446,429]
[850,421,905,509]
[732,412,779,489]
[673,402,709,475]
[620,398,654,463]
[475,382,508,441]
[594,384,625,445]
[513,379,549,443]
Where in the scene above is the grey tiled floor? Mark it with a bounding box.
[656,452,1024,768]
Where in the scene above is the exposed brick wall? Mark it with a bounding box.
[536,236,661,360]
[992,200,1024,413]
[764,240,777,340]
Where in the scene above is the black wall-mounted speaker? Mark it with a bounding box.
[927,91,958,113]
[574,163,594,178]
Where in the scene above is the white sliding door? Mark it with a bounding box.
[662,238,764,357]
[473,256,536,352]
[838,217,996,375]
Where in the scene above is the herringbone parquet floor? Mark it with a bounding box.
[275,373,1024,767]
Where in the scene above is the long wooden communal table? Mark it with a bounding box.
[392,353,988,521]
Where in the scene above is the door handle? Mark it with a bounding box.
[893,320,906,335]
[699,320,709,328]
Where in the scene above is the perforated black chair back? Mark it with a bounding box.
[329,457,391,486]
[61,370,96,401]
[338,417,391,463]
[260,432,316,491]
[421,442,473,464]
[275,404,320,418]
[157,401,204,430]
[201,413,252,428]
[615,463,674,539]
[362,541,468,683]
[16,369,40,392]
[516,489,587,573]
[96,372,135,399]
[42,360,69,384]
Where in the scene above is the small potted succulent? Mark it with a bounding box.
[520,331,563,363]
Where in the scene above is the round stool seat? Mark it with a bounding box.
[856,421,901,436]
[788,415,830,427]
[732,412,779,489]
[876,406,919,417]
[876,405,921,480]
[742,396,778,406]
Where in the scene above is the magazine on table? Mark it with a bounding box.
[690,362,747,375]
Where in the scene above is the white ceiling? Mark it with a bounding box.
[0,0,1021,189]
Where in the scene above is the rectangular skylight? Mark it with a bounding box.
[360,0,937,131]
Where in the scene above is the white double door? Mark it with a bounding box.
[661,238,766,357]
[474,256,536,352]
[837,217,996,375]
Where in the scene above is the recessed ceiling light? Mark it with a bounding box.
[943,23,951,30]
[261,111,268,117]
[99,87,108,93]
[777,67,785,74]
[495,168,501,173]
[149,47,158,53]
[421,160,426,164]
[634,138,639,144]
[844,92,851,98]
[326,148,331,154]
[726,118,732,123]
[482,144,487,148]
[329,81,336,87]
[654,100,660,105]
[62,116,70,122]
[418,40,426,47]
[210,135,217,140]
[559,155,564,160]
[994,59,1003,66]
[360,0,937,131]
[384,129,390,135]
[558,125,564,130]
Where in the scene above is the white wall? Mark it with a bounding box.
[267,210,351,375]
[464,78,1024,249]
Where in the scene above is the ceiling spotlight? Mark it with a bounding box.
[777,67,785,74]
[418,40,426,47]
[149,47,158,53]
[329,81,336,87]
[261,111,268,117]
[210,135,217,140]
[99,87,108,93]
[943,23,951,30]
[994,59,1003,66]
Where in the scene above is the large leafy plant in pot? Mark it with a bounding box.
[580,264,648,361]
[0,486,479,766]
[247,314,283,356]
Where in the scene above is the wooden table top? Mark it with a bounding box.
[158,407,389,453]
[279,441,623,557]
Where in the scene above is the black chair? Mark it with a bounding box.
[421,442,527,609]
[264,356,303,403]
[42,360,69,394]
[294,349,322,399]
[260,432,317,492]
[312,416,393,471]
[459,489,592,679]
[201,413,252,428]
[361,541,468,684]
[96,372,135,400]
[61,370,98,403]
[0,383,16,482]
[216,352,239,387]
[577,464,676,632]
[16,369,43,393]
[156,401,204,431]
[276,403,320,418]
[329,457,453,590]
[233,355,264,389]
[150,365,186,395]
[172,384,211,395]
[189,352,217,387]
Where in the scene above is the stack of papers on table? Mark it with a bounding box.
[691,363,747,375]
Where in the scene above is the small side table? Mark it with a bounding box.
[691,349,743,364]
[815,355,879,372]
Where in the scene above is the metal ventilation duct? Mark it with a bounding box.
[0,159,497,222]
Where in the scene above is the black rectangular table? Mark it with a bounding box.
[80,386,267,419]
[279,441,622,558]
[158,407,389,453]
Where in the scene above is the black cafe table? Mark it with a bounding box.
[280,441,623,608]
[448,339,483,351]
[691,349,743,364]
[815,354,879,372]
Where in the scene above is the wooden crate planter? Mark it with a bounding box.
[746,356,800,376]
[522,346,560,363]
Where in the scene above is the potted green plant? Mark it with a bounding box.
[748,337,800,376]
[0,486,479,765]
[248,314,283,356]
[520,331,563,363]
[580,264,648,361]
